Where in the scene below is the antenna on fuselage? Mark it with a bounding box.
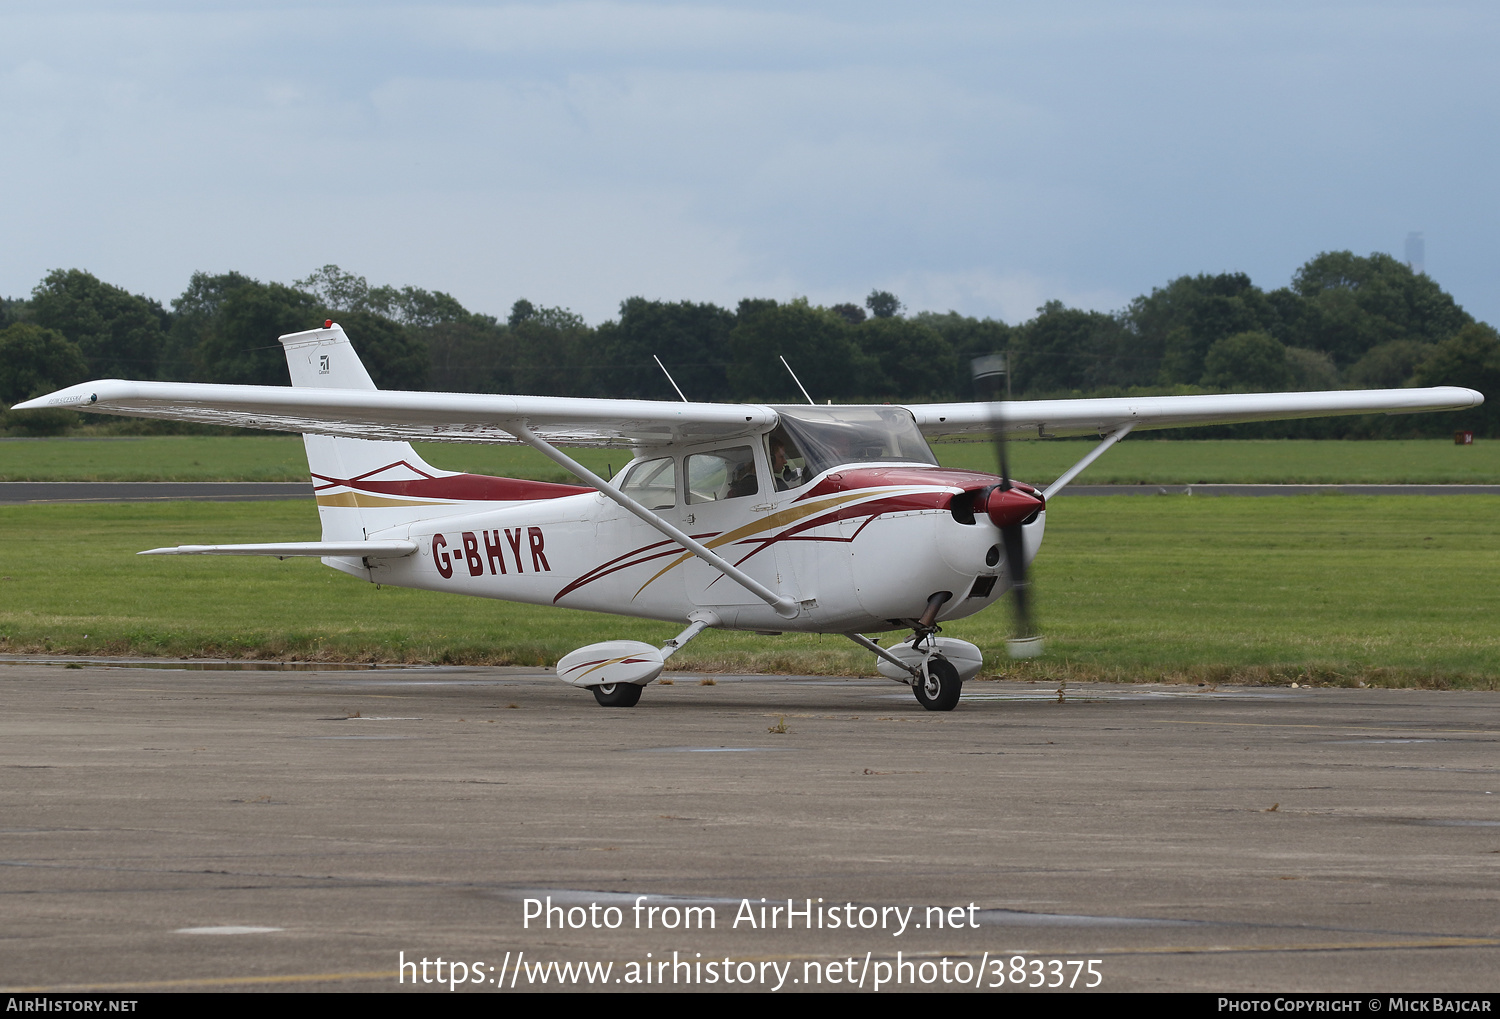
[779,355,816,406]
[653,355,689,402]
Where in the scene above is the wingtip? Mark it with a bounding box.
[11,383,100,411]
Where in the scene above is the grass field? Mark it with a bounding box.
[2,496,1495,688]
[1,435,1497,484]
[930,437,1500,485]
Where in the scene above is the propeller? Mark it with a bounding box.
[971,354,1045,659]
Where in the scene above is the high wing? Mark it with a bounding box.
[15,376,1481,446]
[906,387,1483,440]
[17,379,775,447]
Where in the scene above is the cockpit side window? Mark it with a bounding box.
[686,446,758,504]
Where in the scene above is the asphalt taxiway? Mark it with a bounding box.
[1,661,1496,993]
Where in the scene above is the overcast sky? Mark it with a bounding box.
[3,1,1496,326]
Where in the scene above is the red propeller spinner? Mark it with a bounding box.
[982,483,1044,530]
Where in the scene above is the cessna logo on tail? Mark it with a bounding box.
[433,529,550,579]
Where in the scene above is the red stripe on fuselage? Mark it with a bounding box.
[552,487,961,602]
[793,466,1033,500]
[792,471,990,501]
[700,491,947,590]
[551,532,719,603]
[311,461,590,502]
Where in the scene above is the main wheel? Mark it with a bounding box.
[592,682,643,707]
[912,657,962,712]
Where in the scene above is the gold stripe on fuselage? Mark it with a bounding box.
[315,491,452,508]
[632,487,933,598]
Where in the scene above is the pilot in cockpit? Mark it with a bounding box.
[768,432,806,491]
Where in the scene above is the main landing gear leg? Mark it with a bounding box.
[659,611,719,665]
[591,611,719,708]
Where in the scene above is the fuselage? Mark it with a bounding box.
[321,438,1044,634]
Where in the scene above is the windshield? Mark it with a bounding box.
[770,406,938,480]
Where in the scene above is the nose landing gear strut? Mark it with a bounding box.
[845,592,966,712]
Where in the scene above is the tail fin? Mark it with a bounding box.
[278,323,588,545]
[280,323,454,542]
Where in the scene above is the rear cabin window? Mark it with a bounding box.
[619,456,676,510]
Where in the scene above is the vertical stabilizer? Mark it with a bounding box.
[279,323,456,544]
[277,324,594,575]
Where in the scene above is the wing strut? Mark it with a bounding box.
[1041,423,1134,501]
[513,425,801,620]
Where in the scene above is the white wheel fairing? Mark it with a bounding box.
[555,640,664,687]
[874,638,984,683]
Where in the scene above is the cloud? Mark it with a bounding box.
[1,1,1496,325]
[884,268,1130,324]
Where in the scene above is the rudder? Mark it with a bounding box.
[279,323,460,544]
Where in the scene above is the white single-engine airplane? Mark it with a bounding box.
[17,323,1482,709]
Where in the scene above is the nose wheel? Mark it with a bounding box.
[912,657,962,711]
[592,682,643,707]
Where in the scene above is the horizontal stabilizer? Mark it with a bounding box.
[138,540,418,558]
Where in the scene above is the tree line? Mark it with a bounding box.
[2,252,1496,436]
